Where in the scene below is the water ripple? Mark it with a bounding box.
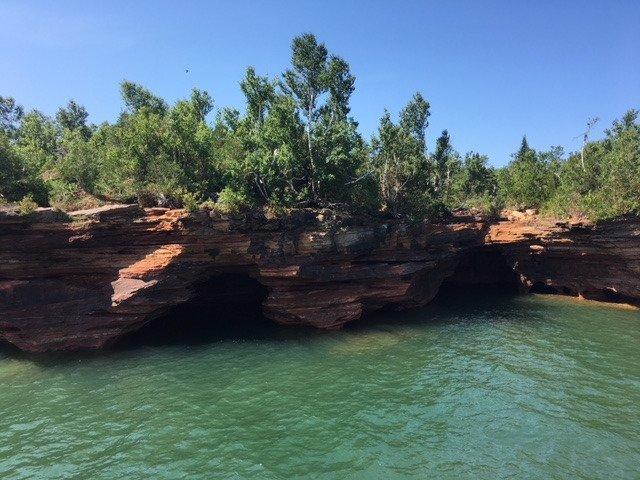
[0,291,639,479]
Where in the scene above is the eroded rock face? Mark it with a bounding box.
[0,205,487,352]
[1,206,638,352]
[488,215,640,306]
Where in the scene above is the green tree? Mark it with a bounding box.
[399,93,430,150]
[370,96,433,216]
[432,129,453,194]
[279,33,362,206]
[546,110,639,219]
[282,33,329,201]
[243,95,307,205]
[447,152,499,213]
[498,138,558,209]
[0,130,48,204]
[15,110,58,175]
[0,96,24,137]
[0,131,23,201]
[56,100,91,139]
[165,89,218,197]
[516,135,534,161]
[121,81,168,116]
[1,33,635,221]
[56,129,98,192]
[240,67,275,125]
[323,56,355,122]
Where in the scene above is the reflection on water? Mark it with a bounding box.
[0,288,639,479]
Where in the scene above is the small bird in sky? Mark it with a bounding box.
[185,68,190,74]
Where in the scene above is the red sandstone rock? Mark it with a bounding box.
[0,206,487,352]
[0,205,638,353]
[488,213,640,306]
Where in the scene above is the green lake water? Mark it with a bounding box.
[1,289,639,479]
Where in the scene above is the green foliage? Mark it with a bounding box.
[445,152,500,215]
[1,34,637,222]
[0,96,24,137]
[57,100,91,139]
[544,111,640,219]
[181,190,201,212]
[324,56,355,120]
[121,81,167,115]
[370,102,433,216]
[280,33,361,204]
[432,130,454,194]
[0,131,22,200]
[497,137,558,209]
[241,67,275,125]
[57,129,98,192]
[399,93,430,150]
[0,129,48,204]
[233,94,308,207]
[214,186,254,214]
[48,179,103,211]
[18,194,38,215]
[15,110,58,175]
[459,153,497,198]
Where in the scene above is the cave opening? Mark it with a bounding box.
[441,246,521,293]
[579,288,639,307]
[528,282,577,296]
[115,273,271,348]
[529,281,560,294]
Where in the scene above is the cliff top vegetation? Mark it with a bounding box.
[1,34,638,221]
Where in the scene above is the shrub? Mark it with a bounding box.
[463,194,504,217]
[198,199,217,211]
[181,190,201,212]
[214,186,254,215]
[18,194,38,215]
[48,179,104,211]
[497,158,557,210]
[136,182,184,208]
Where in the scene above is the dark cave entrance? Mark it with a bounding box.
[115,273,270,348]
[578,288,639,307]
[442,246,521,293]
[529,281,566,295]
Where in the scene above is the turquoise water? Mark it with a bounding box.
[1,290,639,479]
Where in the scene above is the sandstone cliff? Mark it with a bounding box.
[0,206,637,352]
[488,214,640,305]
[0,205,486,352]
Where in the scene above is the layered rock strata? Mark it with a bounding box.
[0,205,486,352]
[488,214,640,306]
[1,206,638,352]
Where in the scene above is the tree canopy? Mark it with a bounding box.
[1,34,637,221]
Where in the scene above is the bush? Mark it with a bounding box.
[497,158,557,210]
[463,194,504,217]
[136,182,184,208]
[214,186,254,214]
[198,199,217,211]
[403,193,450,221]
[424,200,451,221]
[18,194,38,215]
[181,190,201,212]
[540,111,639,220]
[346,174,381,215]
[48,179,104,211]
[0,43,637,224]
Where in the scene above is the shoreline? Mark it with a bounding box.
[1,205,638,353]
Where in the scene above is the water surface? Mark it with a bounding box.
[1,289,639,479]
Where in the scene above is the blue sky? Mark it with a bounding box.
[2,0,639,166]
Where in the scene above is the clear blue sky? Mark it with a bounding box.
[2,0,639,166]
